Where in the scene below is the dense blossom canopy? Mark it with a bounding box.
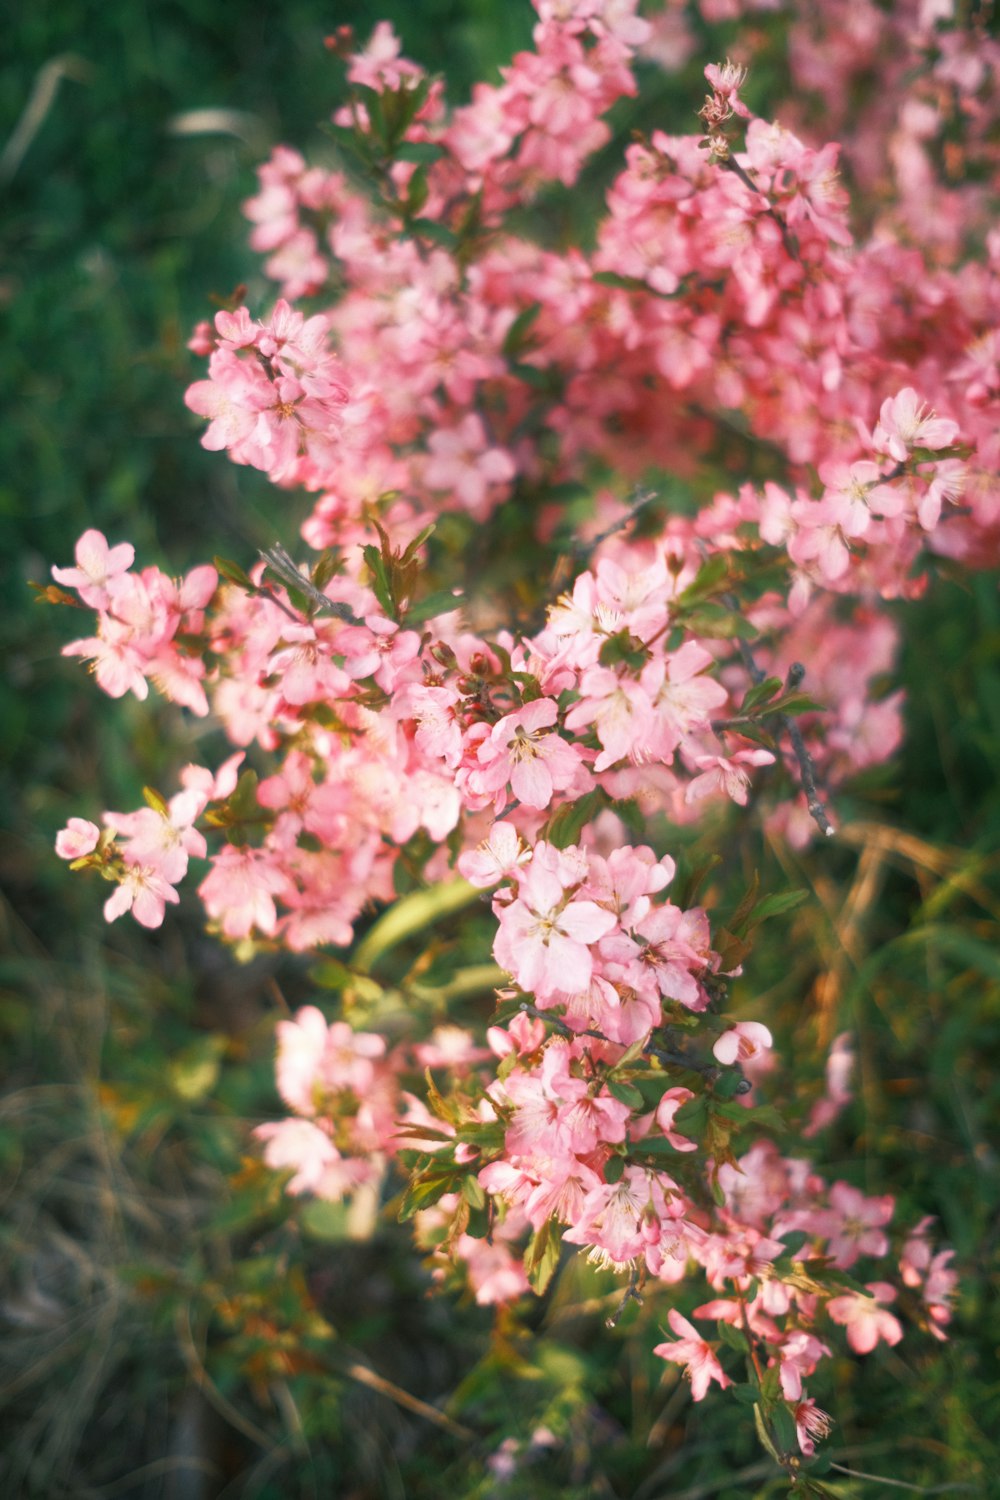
[49,0,989,1477]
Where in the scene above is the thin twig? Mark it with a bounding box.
[829,1463,978,1494]
[174,1304,275,1450]
[339,1358,475,1439]
[726,600,835,836]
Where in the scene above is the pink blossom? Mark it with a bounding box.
[474,698,583,809]
[873,388,960,462]
[826,1182,894,1269]
[55,818,101,860]
[493,852,617,998]
[104,862,180,929]
[685,746,775,807]
[51,529,135,609]
[827,1283,903,1353]
[458,820,531,887]
[713,1021,773,1066]
[653,1309,731,1400]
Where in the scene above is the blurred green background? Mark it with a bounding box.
[2,3,999,1497]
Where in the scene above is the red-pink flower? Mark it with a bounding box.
[55,818,101,860]
[827,1283,903,1353]
[52,529,135,609]
[475,698,583,810]
[653,1309,731,1400]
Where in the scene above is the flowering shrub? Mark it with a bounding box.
[45,0,997,1488]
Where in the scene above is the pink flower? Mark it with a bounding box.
[475,698,583,809]
[493,851,617,998]
[873,388,959,462]
[198,846,291,939]
[713,1021,773,1066]
[791,1397,833,1457]
[51,529,135,609]
[653,1309,731,1400]
[685,746,775,807]
[825,1182,894,1269]
[827,1283,903,1353]
[55,818,101,860]
[458,820,531,887]
[103,861,181,929]
[422,414,516,517]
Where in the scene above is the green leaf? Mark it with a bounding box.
[213,555,254,590]
[524,1219,562,1295]
[677,555,730,606]
[607,1078,645,1109]
[604,1153,625,1183]
[142,785,169,817]
[767,691,826,716]
[672,1097,708,1134]
[502,302,542,358]
[717,1319,749,1353]
[404,588,462,625]
[683,603,758,639]
[362,543,395,618]
[398,1168,460,1222]
[591,270,650,291]
[741,676,782,713]
[395,140,446,164]
[754,1406,783,1466]
[770,1401,798,1457]
[732,720,778,750]
[730,1381,761,1406]
[301,1199,351,1242]
[751,888,810,924]
[409,217,458,248]
[742,1103,787,1135]
[461,1174,486,1209]
[544,789,608,850]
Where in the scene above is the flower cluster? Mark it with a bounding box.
[48,0,978,1473]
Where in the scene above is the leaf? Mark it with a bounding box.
[362,542,395,618]
[717,1319,749,1353]
[404,589,462,625]
[524,1219,562,1295]
[727,871,762,937]
[672,1096,708,1134]
[740,676,782,713]
[604,1153,625,1183]
[398,1167,461,1222]
[677,555,730,607]
[395,140,446,164]
[733,721,778,750]
[461,1174,486,1209]
[770,1401,798,1457]
[213,555,254,590]
[351,878,480,973]
[408,217,458,248]
[754,1403,784,1466]
[606,1078,645,1109]
[742,1103,787,1135]
[683,603,758,639]
[142,785,169,817]
[767,691,826,716]
[591,270,649,291]
[502,302,542,358]
[751,888,810,924]
[544,789,608,850]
